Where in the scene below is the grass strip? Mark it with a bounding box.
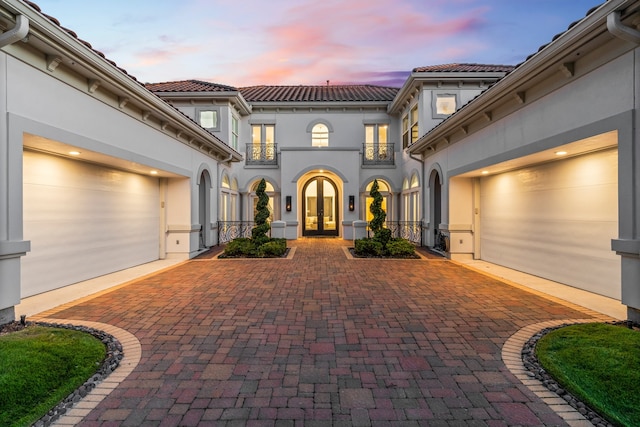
[0,325,106,427]
[536,323,640,427]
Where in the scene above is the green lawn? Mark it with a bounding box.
[536,322,640,427]
[0,325,106,427]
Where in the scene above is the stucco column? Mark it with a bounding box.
[0,54,30,324]
[353,220,368,240]
[613,110,640,321]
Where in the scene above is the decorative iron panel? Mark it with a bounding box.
[218,221,255,244]
[246,143,278,166]
[362,142,395,166]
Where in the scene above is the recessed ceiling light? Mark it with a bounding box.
[69,151,81,156]
[481,170,489,175]
[150,170,158,175]
[555,151,567,156]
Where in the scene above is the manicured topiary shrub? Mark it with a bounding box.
[251,178,271,246]
[353,179,416,258]
[368,179,386,236]
[221,179,288,258]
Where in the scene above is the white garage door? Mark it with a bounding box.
[480,148,620,298]
[22,150,160,297]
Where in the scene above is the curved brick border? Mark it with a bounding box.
[502,319,600,427]
[38,319,141,426]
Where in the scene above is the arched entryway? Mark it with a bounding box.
[429,169,442,247]
[302,176,339,236]
[198,170,211,248]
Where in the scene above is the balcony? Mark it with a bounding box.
[362,142,395,166]
[246,143,278,166]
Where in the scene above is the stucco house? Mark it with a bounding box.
[1,0,639,323]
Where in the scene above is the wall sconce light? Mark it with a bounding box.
[348,195,355,211]
[286,195,292,212]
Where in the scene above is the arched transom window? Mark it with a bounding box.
[312,123,329,147]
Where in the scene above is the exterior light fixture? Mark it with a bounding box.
[286,196,292,212]
[481,170,489,175]
[150,170,158,175]
[69,151,81,156]
[555,151,567,156]
[348,195,355,211]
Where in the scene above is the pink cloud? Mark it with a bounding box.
[131,36,202,68]
[223,0,487,85]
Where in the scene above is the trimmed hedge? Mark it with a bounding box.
[354,236,416,258]
[386,239,416,256]
[354,239,384,256]
[222,238,287,258]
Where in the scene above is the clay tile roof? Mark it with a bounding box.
[23,0,139,83]
[412,63,516,73]
[145,80,238,93]
[238,85,399,102]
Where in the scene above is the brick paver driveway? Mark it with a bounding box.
[46,239,601,426]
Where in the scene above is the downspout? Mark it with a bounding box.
[0,14,29,48]
[607,10,640,44]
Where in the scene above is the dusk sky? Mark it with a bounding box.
[33,0,601,88]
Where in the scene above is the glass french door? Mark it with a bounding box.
[303,177,338,236]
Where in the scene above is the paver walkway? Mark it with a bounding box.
[38,239,609,426]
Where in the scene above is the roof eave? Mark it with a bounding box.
[4,0,242,162]
[152,91,253,116]
[409,0,630,155]
[248,100,393,109]
[388,70,510,114]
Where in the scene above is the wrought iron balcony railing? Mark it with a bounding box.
[246,143,278,166]
[362,142,395,166]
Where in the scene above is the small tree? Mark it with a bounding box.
[353,179,415,258]
[369,179,386,236]
[251,178,271,245]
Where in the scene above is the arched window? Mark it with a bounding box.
[220,173,238,221]
[312,123,329,147]
[402,173,420,222]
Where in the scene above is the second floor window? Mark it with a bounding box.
[251,124,275,161]
[410,105,419,144]
[402,105,418,148]
[365,124,389,160]
[231,116,239,151]
[433,92,459,118]
[198,108,219,131]
[311,123,329,147]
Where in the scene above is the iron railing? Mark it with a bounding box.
[362,142,395,166]
[246,143,278,166]
[217,221,265,244]
[367,221,422,245]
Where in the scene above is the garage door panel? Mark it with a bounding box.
[480,148,620,298]
[22,151,159,297]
